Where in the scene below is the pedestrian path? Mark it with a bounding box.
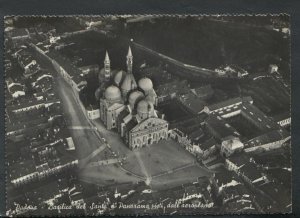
[78,144,107,169]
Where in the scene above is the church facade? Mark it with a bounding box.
[96,46,168,150]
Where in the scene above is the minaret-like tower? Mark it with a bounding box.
[126,46,133,74]
[104,50,111,81]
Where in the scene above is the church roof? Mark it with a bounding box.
[125,118,138,132]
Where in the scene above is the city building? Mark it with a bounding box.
[6,77,26,98]
[178,92,206,115]
[199,138,219,159]
[273,111,291,127]
[203,96,253,118]
[269,64,279,74]
[98,47,168,149]
[215,65,249,78]
[243,129,290,153]
[220,136,244,157]
[225,154,267,187]
[204,115,240,141]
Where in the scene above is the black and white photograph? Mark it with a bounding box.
[4,15,291,216]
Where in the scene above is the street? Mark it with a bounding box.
[56,77,104,160]
[55,75,144,185]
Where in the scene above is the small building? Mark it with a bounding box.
[221,136,244,157]
[7,82,25,98]
[215,65,249,78]
[199,138,219,159]
[86,105,100,120]
[269,64,279,74]
[226,154,267,187]
[273,111,291,127]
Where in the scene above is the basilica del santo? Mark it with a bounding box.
[95,47,169,150]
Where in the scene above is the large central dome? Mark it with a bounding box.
[105,85,121,101]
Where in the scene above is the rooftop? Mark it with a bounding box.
[244,128,290,148]
[207,97,245,112]
[178,92,205,114]
[200,138,218,151]
[205,115,239,140]
[213,168,236,187]
[241,102,279,132]
[239,162,264,182]
[226,152,252,168]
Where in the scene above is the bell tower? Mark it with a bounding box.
[126,46,133,74]
[104,50,111,81]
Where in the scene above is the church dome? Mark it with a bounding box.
[138,77,153,92]
[128,91,144,109]
[95,87,102,100]
[98,68,105,82]
[105,85,121,101]
[137,99,154,116]
[114,70,126,86]
[121,74,137,92]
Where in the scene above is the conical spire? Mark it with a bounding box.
[104,50,111,81]
[126,46,133,75]
[127,46,132,57]
[104,50,110,63]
